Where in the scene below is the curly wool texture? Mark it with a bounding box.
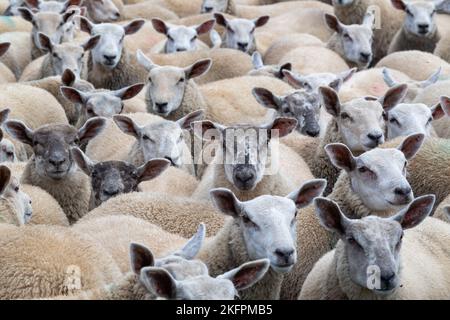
[388,27,441,55]
[280,172,396,300]
[0,224,122,299]
[81,191,226,238]
[198,219,285,300]
[300,218,450,299]
[21,158,91,224]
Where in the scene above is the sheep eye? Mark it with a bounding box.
[347,237,360,247]
[358,166,368,173]
[178,77,185,84]
[340,112,351,120]
[177,133,183,142]
[14,186,19,192]
[427,117,432,124]
[242,215,258,228]
[227,26,235,34]
[142,135,153,142]
[389,117,400,125]
[167,35,174,41]
[52,53,58,58]
[406,8,413,16]
[191,35,197,41]
[148,77,152,84]
[343,34,352,41]
[250,27,255,34]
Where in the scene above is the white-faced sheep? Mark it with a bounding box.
[280,133,425,299]
[300,195,450,299]
[5,117,107,224]
[388,0,442,54]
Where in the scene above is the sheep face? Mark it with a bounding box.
[5,118,106,180]
[385,103,434,139]
[325,134,425,212]
[114,110,204,167]
[214,14,269,54]
[84,0,121,23]
[315,195,434,295]
[0,136,16,163]
[252,88,321,137]
[71,148,169,206]
[393,0,438,36]
[18,8,77,50]
[0,166,32,225]
[152,18,215,53]
[201,0,228,13]
[210,181,325,273]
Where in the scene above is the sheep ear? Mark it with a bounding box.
[196,19,215,35]
[325,143,356,172]
[252,52,264,69]
[38,32,53,52]
[252,87,282,111]
[151,18,168,34]
[70,147,94,176]
[438,96,450,117]
[140,267,177,299]
[210,188,242,218]
[338,68,357,83]
[314,197,349,236]
[18,7,35,23]
[266,117,297,138]
[319,86,341,117]
[62,9,76,23]
[283,70,307,89]
[78,117,107,144]
[391,195,435,230]
[191,120,225,141]
[391,0,407,11]
[113,115,141,139]
[114,83,145,101]
[217,259,270,291]
[324,14,342,33]
[0,108,10,125]
[4,120,34,146]
[0,42,10,58]
[79,16,94,34]
[177,110,205,130]
[254,15,269,28]
[136,158,170,183]
[382,68,398,87]
[82,34,100,51]
[420,67,441,88]
[214,13,228,27]
[60,86,88,105]
[124,19,145,35]
[430,103,445,120]
[185,59,212,79]
[362,10,375,28]
[174,223,206,260]
[398,133,424,160]
[0,165,11,195]
[61,69,76,85]
[287,179,327,209]
[379,84,408,111]
[136,49,157,71]
[278,63,292,78]
[129,243,155,275]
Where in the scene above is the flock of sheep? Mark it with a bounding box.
[0,0,449,301]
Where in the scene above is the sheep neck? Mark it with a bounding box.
[0,198,20,225]
[201,219,284,300]
[399,27,440,53]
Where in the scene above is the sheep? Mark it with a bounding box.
[0,129,16,163]
[79,16,147,90]
[311,84,407,195]
[197,179,326,299]
[280,133,425,299]
[150,18,215,53]
[0,42,15,84]
[145,48,253,85]
[300,195,450,300]
[0,223,122,299]
[382,67,441,102]
[71,147,170,209]
[136,50,210,120]
[60,82,145,128]
[324,11,375,70]
[375,50,450,80]
[24,0,82,14]
[191,118,314,201]
[388,0,442,54]
[4,117,107,224]
[0,32,33,80]
[415,89,450,139]
[121,1,179,22]
[332,0,404,65]
[213,13,269,55]
[247,51,292,80]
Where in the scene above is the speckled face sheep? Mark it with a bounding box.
[137,50,211,117]
[201,0,228,13]
[313,194,435,296]
[319,84,408,152]
[193,117,297,191]
[0,165,32,225]
[325,12,375,69]
[248,52,292,80]
[71,147,170,207]
[38,32,100,78]
[151,18,216,53]
[382,67,441,103]
[214,13,269,54]
[113,110,204,167]
[61,83,144,127]
[252,88,322,137]
[392,0,439,37]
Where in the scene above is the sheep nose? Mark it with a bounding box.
[306,129,320,137]
[274,248,295,263]
[394,187,412,197]
[380,272,396,284]
[237,42,248,51]
[103,187,120,197]
[360,52,371,63]
[176,47,187,52]
[203,6,213,12]
[418,24,429,33]
[235,170,254,183]
[367,132,383,144]
[103,54,116,61]
[49,156,66,166]
[155,102,168,113]
[114,11,120,19]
